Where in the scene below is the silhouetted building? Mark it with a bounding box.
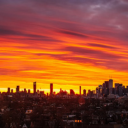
[102,83,106,95]
[11,89,13,93]
[122,86,126,95]
[53,91,56,95]
[50,83,53,95]
[28,89,30,94]
[16,86,20,93]
[90,91,93,97]
[37,90,39,94]
[70,89,75,95]
[99,85,102,94]
[105,81,109,95]
[60,88,62,93]
[33,82,36,94]
[126,86,128,93]
[109,79,113,94]
[7,87,10,94]
[112,88,116,94]
[115,83,119,95]
[24,88,27,93]
[96,87,99,94]
[87,90,91,97]
[79,86,81,95]
[83,89,86,96]
[40,91,44,95]
[115,83,123,95]
[119,85,123,96]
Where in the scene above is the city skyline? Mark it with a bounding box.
[1,0,128,91]
[1,79,128,96]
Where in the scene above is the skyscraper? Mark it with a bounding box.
[24,88,27,93]
[11,89,13,93]
[119,85,123,96]
[104,81,109,95]
[28,89,30,94]
[7,87,10,94]
[33,82,36,94]
[50,83,53,95]
[83,89,86,96]
[79,86,81,95]
[16,85,20,93]
[109,79,113,94]
[127,86,128,93]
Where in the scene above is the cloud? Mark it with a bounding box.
[87,43,117,49]
[64,46,120,59]
[58,30,88,38]
[0,26,61,42]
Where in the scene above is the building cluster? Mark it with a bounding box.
[4,79,128,99]
[86,79,128,99]
[6,82,54,97]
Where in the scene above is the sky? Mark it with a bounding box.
[0,0,128,93]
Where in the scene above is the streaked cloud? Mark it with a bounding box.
[0,0,128,93]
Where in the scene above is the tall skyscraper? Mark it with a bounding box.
[33,82,36,94]
[24,88,27,93]
[102,83,106,95]
[7,87,10,94]
[126,86,128,93]
[83,89,86,96]
[16,86,20,93]
[112,88,116,94]
[115,83,119,94]
[104,81,109,95]
[28,89,30,94]
[88,90,91,97]
[109,79,113,94]
[99,85,102,94]
[50,83,53,95]
[119,86,123,96]
[79,86,81,95]
[96,87,99,94]
[122,86,125,95]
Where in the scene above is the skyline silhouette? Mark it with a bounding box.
[0,79,127,97]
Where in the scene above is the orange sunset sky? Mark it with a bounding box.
[0,0,128,93]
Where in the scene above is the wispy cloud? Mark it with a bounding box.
[0,0,128,91]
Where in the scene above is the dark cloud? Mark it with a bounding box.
[88,43,117,49]
[35,45,122,63]
[0,26,61,42]
[0,68,19,75]
[35,52,99,66]
[0,26,44,37]
[58,30,88,38]
[65,46,121,60]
